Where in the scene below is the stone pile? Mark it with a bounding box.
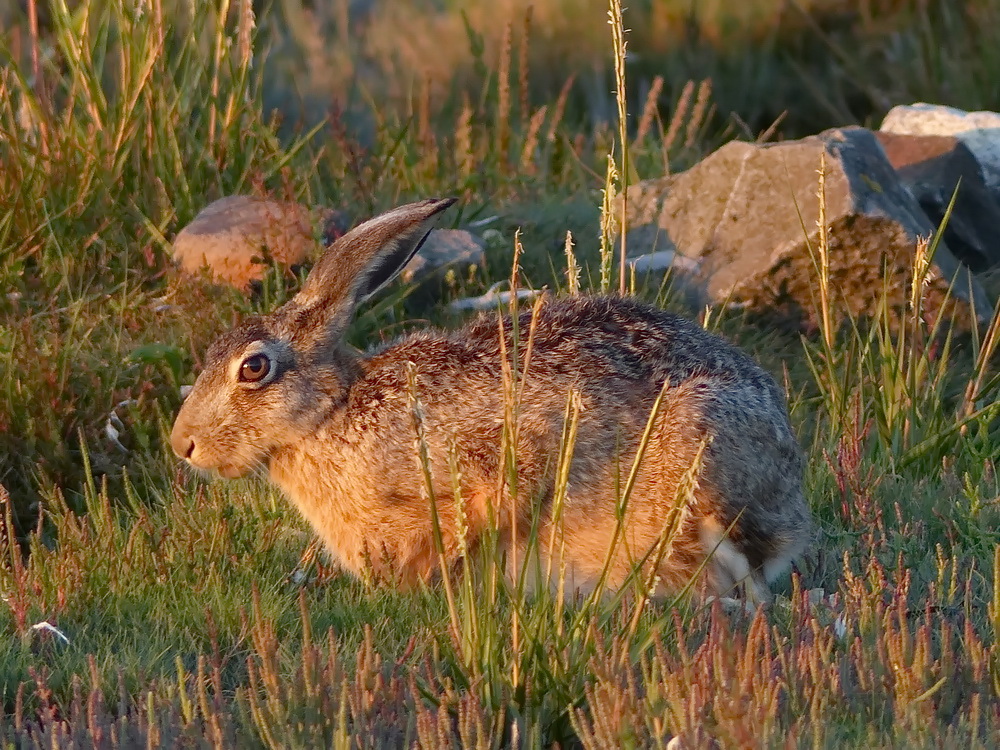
[172,104,1000,327]
[618,105,1000,327]
[172,197,484,293]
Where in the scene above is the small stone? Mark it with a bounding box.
[448,286,543,313]
[881,103,1000,193]
[627,250,700,276]
[625,251,706,308]
[173,196,330,288]
[401,229,486,285]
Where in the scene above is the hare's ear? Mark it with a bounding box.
[274,198,455,351]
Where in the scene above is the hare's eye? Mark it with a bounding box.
[239,354,272,383]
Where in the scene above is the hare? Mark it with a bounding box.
[171,198,810,602]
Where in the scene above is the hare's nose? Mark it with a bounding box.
[171,433,196,460]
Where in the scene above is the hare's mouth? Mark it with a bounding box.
[216,464,247,479]
[184,459,254,479]
[216,455,272,479]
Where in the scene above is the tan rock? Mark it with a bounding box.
[173,196,330,288]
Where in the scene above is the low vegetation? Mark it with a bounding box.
[1,0,999,746]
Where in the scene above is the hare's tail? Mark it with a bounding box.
[700,514,807,604]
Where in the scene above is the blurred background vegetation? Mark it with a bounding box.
[5,0,998,140]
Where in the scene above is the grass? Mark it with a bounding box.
[1,0,999,746]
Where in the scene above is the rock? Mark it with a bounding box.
[615,177,678,260]
[876,132,1000,272]
[627,250,700,276]
[447,286,543,313]
[320,209,352,245]
[174,197,482,301]
[401,229,486,285]
[880,103,1000,193]
[625,251,706,309]
[620,127,992,327]
[173,196,330,288]
[616,175,676,228]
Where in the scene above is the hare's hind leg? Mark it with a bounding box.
[762,528,810,584]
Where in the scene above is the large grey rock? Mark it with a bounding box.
[173,196,330,288]
[620,127,992,327]
[880,103,1000,194]
[876,131,1000,272]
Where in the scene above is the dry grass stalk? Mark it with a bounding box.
[151,0,165,68]
[455,94,475,181]
[564,230,580,295]
[608,0,629,294]
[545,388,583,615]
[519,4,534,126]
[406,361,461,643]
[237,0,255,71]
[207,3,229,155]
[960,299,1000,420]
[599,155,620,293]
[496,229,525,687]
[685,78,712,148]
[757,110,788,143]
[634,75,664,148]
[519,104,548,173]
[816,151,834,351]
[585,380,675,607]
[335,0,350,51]
[909,235,931,320]
[447,442,468,560]
[496,19,513,166]
[26,0,48,158]
[547,74,576,143]
[663,79,694,153]
[418,71,433,151]
[622,435,710,654]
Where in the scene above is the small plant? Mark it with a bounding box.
[802,175,1000,478]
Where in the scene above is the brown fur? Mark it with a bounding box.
[171,199,811,600]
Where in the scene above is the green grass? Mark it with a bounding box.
[1,0,1000,746]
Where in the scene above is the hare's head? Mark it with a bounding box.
[170,198,455,477]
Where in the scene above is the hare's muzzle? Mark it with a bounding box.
[171,430,196,460]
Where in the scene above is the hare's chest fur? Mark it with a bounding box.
[267,391,476,582]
